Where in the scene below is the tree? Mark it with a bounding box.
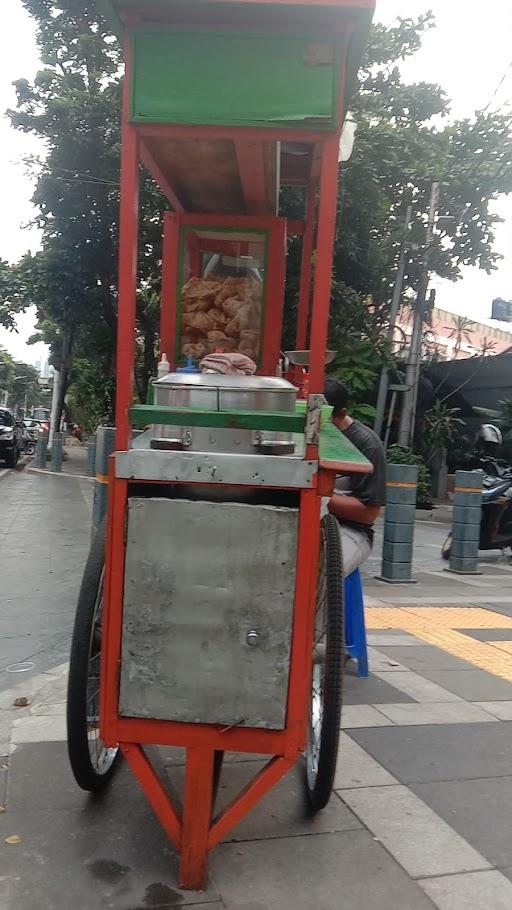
[0,261,24,330]
[282,13,512,407]
[4,0,165,430]
[3,7,512,432]
[0,346,46,412]
[447,316,476,358]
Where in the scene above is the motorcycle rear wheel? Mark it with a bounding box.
[441,533,452,561]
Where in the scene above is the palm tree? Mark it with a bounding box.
[447,315,475,358]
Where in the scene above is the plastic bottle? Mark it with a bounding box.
[177,355,200,374]
[157,353,170,379]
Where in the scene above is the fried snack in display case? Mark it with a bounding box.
[178,228,265,363]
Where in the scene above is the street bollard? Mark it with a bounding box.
[447,469,483,575]
[50,432,63,473]
[35,433,48,469]
[377,463,418,583]
[92,426,116,539]
[86,437,96,477]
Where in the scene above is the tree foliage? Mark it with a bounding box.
[0,346,46,412]
[4,0,166,428]
[1,7,511,430]
[283,12,512,404]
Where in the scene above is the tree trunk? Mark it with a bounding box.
[51,329,74,439]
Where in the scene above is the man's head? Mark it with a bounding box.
[324,377,350,425]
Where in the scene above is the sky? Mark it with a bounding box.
[0,0,511,364]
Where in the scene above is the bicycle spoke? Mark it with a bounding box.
[84,569,118,776]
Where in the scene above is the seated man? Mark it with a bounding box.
[323,377,386,575]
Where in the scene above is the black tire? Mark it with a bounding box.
[5,446,18,469]
[304,514,344,812]
[441,532,452,561]
[67,519,120,791]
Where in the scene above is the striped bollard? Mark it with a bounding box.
[447,469,483,575]
[377,463,418,583]
[50,432,63,473]
[92,426,116,539]
[35,433,48,469]
[86,437,96,477]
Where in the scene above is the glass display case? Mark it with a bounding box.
[161,213,286,373]
[179,226,265,363]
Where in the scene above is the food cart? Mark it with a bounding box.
[66,0,375,890]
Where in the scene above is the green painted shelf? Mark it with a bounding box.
[130,404,305,433]
[319,421,372,473]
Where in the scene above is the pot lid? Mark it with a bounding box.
[155,372,296,393]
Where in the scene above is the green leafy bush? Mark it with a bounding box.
[386,445,433,509]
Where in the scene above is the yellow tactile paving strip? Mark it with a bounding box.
[366,606,512,684]
[487,641,512,656]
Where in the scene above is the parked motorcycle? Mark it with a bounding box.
[442,464,512,559]
[20,423,37,457]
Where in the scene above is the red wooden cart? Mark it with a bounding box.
[67,0,375,890]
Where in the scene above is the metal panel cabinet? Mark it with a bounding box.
[119,497,298,728]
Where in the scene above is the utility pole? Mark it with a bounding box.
[397,182,439,448]
[409,287,436,441]
[374,203,412,437]
[49,369,60,448]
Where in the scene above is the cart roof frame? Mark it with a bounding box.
[98,0,375,120]
[98,0,375,215]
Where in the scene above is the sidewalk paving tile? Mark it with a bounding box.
[341,785,490,878]
[366,647,408,672]
[482,602,512,617]
[372,645,475,672]
[419,870,512,910]
[411,777,512,869]
[341,705,392,728]
[167,760,362,842]
[416,668,512,701]
[7,742,129,813]
[334,733,397,789]
[210,830,436,910]
[463,628,512,641]
[367,633,424,647]
[11,713,65,744]
[373,670,464,702]
[350,722,512,783]
[473,700,512,719]
[184,905,224,909]
[344,669,415,705]
[0,801,218,910]
[375,702,497,726]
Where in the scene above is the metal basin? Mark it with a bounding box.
[284,350,336,366]
[152,372,297,455]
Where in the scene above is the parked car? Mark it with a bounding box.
[0,408,22,468]
[23,418,45,436]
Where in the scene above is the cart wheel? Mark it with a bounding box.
[67,520,120,791]
[304,513,344,812]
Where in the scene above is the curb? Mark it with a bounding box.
[27,466,93,481]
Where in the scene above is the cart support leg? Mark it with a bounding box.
[179,747,215,890]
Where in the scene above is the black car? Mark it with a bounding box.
[0,408,22,468]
